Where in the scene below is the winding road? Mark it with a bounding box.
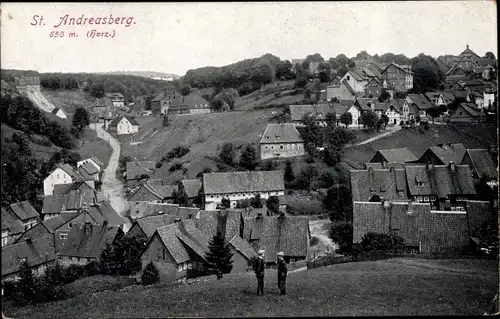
[90,123,131,232]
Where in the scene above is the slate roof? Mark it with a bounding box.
[141,203,180,218]
[223,209,243,242]
[133,214,179,238]
[194,210,222,239]
[152,90,182,102]
[347,69,367,82]
[91,97,114,109]
[88,202,125,227]
[365,162,406,170]
[2,236,56,277]
[404,164,476,198]
[421,143,467,165]
[109,116,139,128]
[203,170,285,195]
[49,183,97,213]
[371,148,418,163]
[229,235,257,260]
[356,98,377,112]
[2,208,23,234]
[242,215,309,261]
[463,149,497,180]
[341,79,356,95]
[15,213,79,243]
[407,94,433,110]
[9,201,39,221]
[54,164,93,182]
[260,124,304,144]
[289,103,335,122]
[181,179,202,198]
[126,161,156,180]
[59,224,122,258]
[90,155,105,167]
[387,99,405,113]
[456,103,484,118]
[350,168,409,202]
[78,161,99,176]
[155,224,190,264]
[42,195,66,215]
[129,181,177,201]
[168,93,210,109]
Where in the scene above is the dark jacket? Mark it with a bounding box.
[277,258,288,278]
[255,257,265,277]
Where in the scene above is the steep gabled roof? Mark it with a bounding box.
[109,116,139,128]
[9,201,39,221]
[350,168,409,202]
[457,103,484,118]
[87,202,125,227]
[422,143,467,165]
[229,235,257,260]
[2,208,23,234]
[133,214,179,238]
[463,149,497,180]
[141,203,180,218]
[78,161,99,176]
[2,236,56,276]
[59,224,122,258]
[260,124,304,144]
[407,94,433,110]
[371,148,418,163]
[181,179,202,198]
[203,170,285,195]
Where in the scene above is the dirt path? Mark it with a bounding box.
[386,258,496,276]
[346,125,402,148]
[309,219,337,260]
[90,123,131,232]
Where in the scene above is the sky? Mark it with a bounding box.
[0,1,497,76]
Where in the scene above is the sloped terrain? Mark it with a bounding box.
[23,89,56,113]
[3,258,497,318]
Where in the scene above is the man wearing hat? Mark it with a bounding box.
[277,251,288,295]
[255,250,266,295]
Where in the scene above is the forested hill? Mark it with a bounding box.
[103,71,181,80]
[181,53,282,91]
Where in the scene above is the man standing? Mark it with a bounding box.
[277,251,287,295]
[255,250,265,296]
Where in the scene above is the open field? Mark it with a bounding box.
[3,258,497,318]
[43,89,94,115]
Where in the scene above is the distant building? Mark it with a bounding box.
[178,179,202,201]
[461,149,498,183]
[341,70,369,93]
[2,208,24,247]
[350,167,410,203]
[5,201,40,232]
[151,90,183,115]
[14,76,41,92]
[449,103,486,123]
[108,116,139,135]
[51,107,67,119]
[77,157,104,175]
[381,63,413,92]
[43,164,95,196]
[326,80,357,101]
[127,214,180,240]
[414,143,467,165]
[364,77,384,98]
[166,94,211,115]
[105,93,125,108]
[289,103,336,126]
[404,94,433,121]
[259,124,306,160]
[370,148,418,165]
[202,171,285,210]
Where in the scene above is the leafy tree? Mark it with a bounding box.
[426,107,441,124]
[205,231,234,278]
[266,196,280,215]
[324,184,352,221]
[319,171,336,188]
[275,60,294,80]
[411,54,444,93]
[180,85,192,96]
[261,160,278,171]
[323,146,341,167]
[329,221,353,254]
[304,89,312,100]
[295,165,318,190]
[239,144,258,170]
[381,114,389,127]
[219,142,235,165]
[360,110,378,129]
[14,261,37,306]
[326,112,337,127]
[484,52,496,60]
[141,262,160,285]
[284,160,295,183]
[72,107,90,133]
[378,91,391,102]
[210,98,224,112]
[250,193,263,208]
[89,83,105,98]
[340,112,353,128]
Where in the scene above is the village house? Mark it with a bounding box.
[449,102,486,123]
[105,92,125,108]
[51,107,67,119]
[483,87,496,110]
[77,156,103,173]
[2,208,24,247]
[414,143,467,166]
[202,170,285,210]
[326,79,357,101]
[385,99,405,124]
[289,103,336,126]
[364,77,384,98]
[2,236,57,282]
[424,92,441,106]
[454,44,482,72]
[126,161,156,181]
[58,222,124,267]
[341,70,369,93]
[381,63,414,93]
[140,219,210,283]
[167,94,211,115]
[340,99,363,127]
[178,179,202,202]
[228,235,258,273]
[352,201,470,255]
[370,148,418,165]
[129,202,180,220]
[404,94,433,121]
[329,102,349,126]
[41,181,98,220]
[242,212,310,264]
[259,123,306,160]
[124,103,144,117]
[404,162,476,210]
[5,201,40,232]
[108,116,139,135]
[461,149,498,185]
[350,167,409,203]
[14,76,41,92]
[128,181,177,216]
[127,214,180,240]
[43,163,95,196]
[151,90,183,115]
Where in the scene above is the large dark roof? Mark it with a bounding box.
[9,201,39,221]
[133,214,179,238]
[420,143,467,165]
[181,179,202,198]
[2,236,56,276]
[229,235,257,260]
[260,124,304,144]
[463,149,497,180]
[203,170,285,195]
[2,208,23,234]
[371,148,418,163]
[59,224,122,258]
[350,168,409,202]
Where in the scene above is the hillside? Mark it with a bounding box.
[43,89,94,115]
[103,71,181,80]
[3,258,496,317]
[343,123,498,168]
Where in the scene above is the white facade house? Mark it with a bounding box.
[108,116,139,135]
[77,157,103,173]
[260,124,306,160]
[347,104,362,126]
[43,164,92,196]
[385,105,402,125]
[484,91,496,109]
[340,70,368,93]
[202,171,285,210]
[105,93,125,108]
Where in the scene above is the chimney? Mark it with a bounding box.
[449,161,456,172]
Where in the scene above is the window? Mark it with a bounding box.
[188,262,193,270]
[280,145,284,150]
[177,264,182,272]
[459,112,463,116]
[417,182,423,187]
[423,196,429,202]
[60,233,68,240]
[347,75,350,81]
[69,223,72,228]
[183,263,188,271]
[265,146,268,150]
[188,214,192,219]
[20,258,26,263]
[162,249,166,260]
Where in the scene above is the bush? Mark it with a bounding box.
[64,265,86,283]
[165,146,190,160]
[169,162,183,172]
[141,262,160,285]
[329,221,353,254]
[84,261,101,277]
[360,232,405,252]
[156,162,163,168]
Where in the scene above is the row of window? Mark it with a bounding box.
[263,144,302,151]
[208,191,281,199]
[177,262,193,272]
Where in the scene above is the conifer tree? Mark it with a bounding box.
[204,231,234,279]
